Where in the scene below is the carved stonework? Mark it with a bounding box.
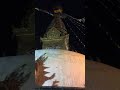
[47,27,61,39]
[41,13,69,50]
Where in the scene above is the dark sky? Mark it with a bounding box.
[1,0,34,27]
[0,0,119,68]
[36,0,120,68]
[87,0,120,68]
[35,0,85,17]
[35,0,86,51]
[0,0,34,56]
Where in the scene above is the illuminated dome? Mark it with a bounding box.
[35,49,85,88]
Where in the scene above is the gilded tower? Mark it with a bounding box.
[41,6,69,50]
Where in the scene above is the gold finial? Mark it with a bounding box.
[53,6,63,14]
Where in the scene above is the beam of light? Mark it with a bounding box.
[35,8,54,16]
[64,19,85,48]
[67,18,86,36]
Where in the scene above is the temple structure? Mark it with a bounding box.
[41,6,69,50]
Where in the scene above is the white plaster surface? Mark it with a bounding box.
[35,49,85,88]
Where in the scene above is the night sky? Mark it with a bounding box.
[0,0,34,56]
[36,0,120,68]
[0,0,120,68]
[87,0,120,68]
[35,0,86,52]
